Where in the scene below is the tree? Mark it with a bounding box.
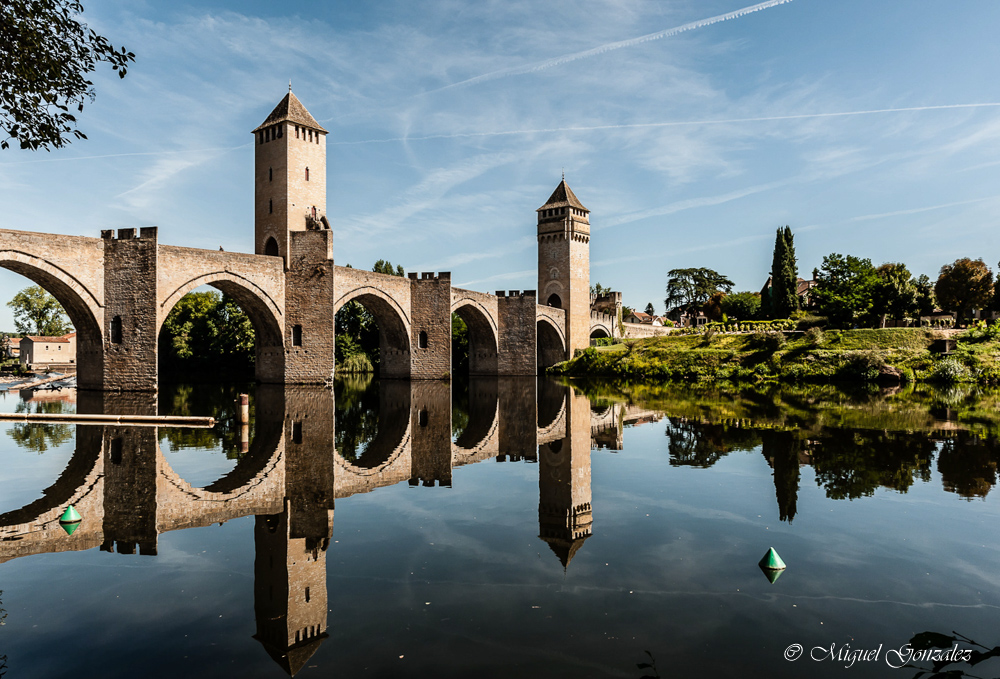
[872,262,917,326]
[704,291,726,321]
[590,282,612,297]
[664,268,733,319]
[644,302,655,316]
[2,0,135,150]
[935,258,993,325]
[811,254,879,327]
[7,285,70,335]
[336,260,406,370]
[721,291,761,321]
[158,291,255,373]
[913,274,936,317]
[768,226,799,319]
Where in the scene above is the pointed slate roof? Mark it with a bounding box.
[543,535,590,570]
[538,179,588,212]
[253,91,327,133]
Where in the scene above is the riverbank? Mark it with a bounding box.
[552,327,1000,384]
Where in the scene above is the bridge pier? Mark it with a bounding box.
[497,291,538,375]
[101,228,160,392]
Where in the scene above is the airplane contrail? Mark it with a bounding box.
[328,103,1000,145]
[426,0,796,94]
[0,143,252,166]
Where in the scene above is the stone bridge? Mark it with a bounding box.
[0,91,634,393]
[0,226,576,390]
[0,379,630,563]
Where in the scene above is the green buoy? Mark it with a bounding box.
[760,564,784,584]
[59,505,82,536]
[759,547,786,570]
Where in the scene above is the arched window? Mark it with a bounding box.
[110,315,122,344]
[264,237,279,257]
[547,294,562,309]
[419,331,428,348]
[305,167,309,181]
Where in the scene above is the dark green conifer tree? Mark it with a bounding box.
[769,226,799,319]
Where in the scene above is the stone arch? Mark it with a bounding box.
[158,271,286,383]
[453,378,499,458]
[335,287,411,379]
[546,293,562,309]
[537,317,566,369]
[0,250,104,388]
[451,299,499,376]
[590,325,611,342]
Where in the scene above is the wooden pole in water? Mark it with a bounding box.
[237,393,249,424]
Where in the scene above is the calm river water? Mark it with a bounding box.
[0,377,998,678]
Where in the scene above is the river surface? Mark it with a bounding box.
[0,377,998,678]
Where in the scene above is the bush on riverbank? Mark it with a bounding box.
[554,327,1000,384]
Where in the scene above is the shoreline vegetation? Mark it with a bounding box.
[553,324,1000,385]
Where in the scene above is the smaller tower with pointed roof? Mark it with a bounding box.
[253,90,328,264]
[537,178,591,358]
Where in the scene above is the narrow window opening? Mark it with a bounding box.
[308,129,312,142]
[419,410,429,427]
[292,420,303,444]
[269,198,273,214]
[110,315,123,344]
[110,437,123,465]
[269,167,272,182]
[305,587,311,602]
[305,167,309,181]
[277,125,282,138]
[292,324,303,346]
[418,331,428,349]
[295,125,299,139]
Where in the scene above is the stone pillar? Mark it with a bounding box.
[497,290,537,375]
[409,272,452,380]
[498,377,537,461]
[285,230,334,384]
[101,227,159,392]
[101,424,159,556]
[284,386,335,540]
[409,381,452,487]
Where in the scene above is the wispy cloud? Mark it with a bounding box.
[424,0,797,94]
[329,103,1000,146]
[849,196,1000,222]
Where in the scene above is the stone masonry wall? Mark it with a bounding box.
[497,290,537,375]
[409,381,452,486]
[102,228,159,392]
[409,272,452,380]
[284,231,335,383]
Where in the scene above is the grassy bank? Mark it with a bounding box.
[553,327,1000,384]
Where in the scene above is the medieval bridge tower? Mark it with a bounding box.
[537,180,592,359]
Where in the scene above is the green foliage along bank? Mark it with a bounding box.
[553,326,1000,385]
[158,291,255,379]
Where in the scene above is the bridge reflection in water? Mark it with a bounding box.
[0,379,658,676]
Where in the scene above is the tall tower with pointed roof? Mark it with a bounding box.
[253,90,328,264]
[537,179,591,358]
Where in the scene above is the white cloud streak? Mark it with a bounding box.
[330,103,1000,146]
[425,0,797,94]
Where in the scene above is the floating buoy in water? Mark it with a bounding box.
[59,505,82,536]
[758,546,786,570]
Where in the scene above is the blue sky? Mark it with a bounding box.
[4,0,1000,328]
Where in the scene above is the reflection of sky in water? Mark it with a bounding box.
[0,382,998,678]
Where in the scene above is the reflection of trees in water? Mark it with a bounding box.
[762,430,802,523]
[664,419,761,468]
[334,377,380,464]
[937,434,1000,499]
[809,430,935,500]
[9,399,72,453]
[900,630,1000,678]
[157,383,254,460]
[451,378,470,440]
